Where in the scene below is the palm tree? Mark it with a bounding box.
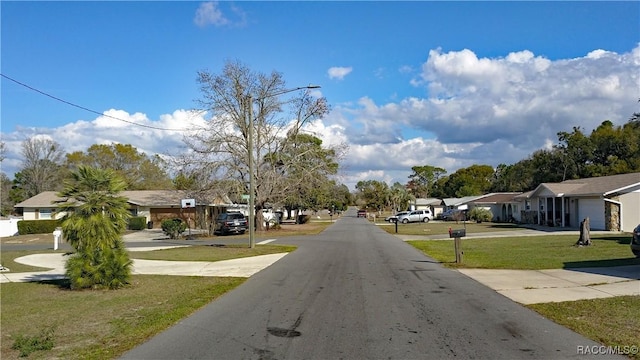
[389,182,413,212]
[56,166,132,289]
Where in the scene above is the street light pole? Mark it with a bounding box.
[247,84,320,248]
[248,94,256,248]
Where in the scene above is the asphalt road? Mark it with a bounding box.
[121,209,619,360]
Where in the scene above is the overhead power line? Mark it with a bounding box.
[1,73,202,131]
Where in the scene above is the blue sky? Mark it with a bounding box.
[2,1,639,190]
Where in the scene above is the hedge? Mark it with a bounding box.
[128,216,147,230]
[17,220,63,235]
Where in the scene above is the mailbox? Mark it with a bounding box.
[449,229,466,238]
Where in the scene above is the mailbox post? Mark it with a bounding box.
[53,227,62,251]
[449,228,466,263]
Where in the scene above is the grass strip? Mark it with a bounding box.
[407,235,638,269]
[1,275,245,360]
[378,221,524,236]
[528,296,640,360]
[129,244,296,261]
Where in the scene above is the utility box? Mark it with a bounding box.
[449,229,466,238]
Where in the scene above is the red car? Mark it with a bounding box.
[357,210,367,218]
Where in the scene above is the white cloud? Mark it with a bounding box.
[328,66,353,80]
[399,65,414,74]
[1,109,208,178]
[2,46,638,192]
[194,2,229,28]
[315,45,640,189]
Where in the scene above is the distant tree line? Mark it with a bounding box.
[355,111,640,211]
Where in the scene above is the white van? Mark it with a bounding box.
[397,209,433,223]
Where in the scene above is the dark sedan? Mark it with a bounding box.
[214,212,248,235]
[631,224,640,257]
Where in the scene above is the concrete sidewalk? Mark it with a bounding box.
[0,252,288,283]
[458,266,639,305]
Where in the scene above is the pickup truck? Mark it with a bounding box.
[357,209,367,218]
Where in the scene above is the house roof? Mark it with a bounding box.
[514,190,534,200]
[122,190,191,206]
[14,191,66,208]
[15,190,234,208]
[442,196,484,207]
[531,172,640,198]
[414,198,443,206]
[470,192,522,204]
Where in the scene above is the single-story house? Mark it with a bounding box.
[467,193,523,222]
[441,196,484,211]
[14,190,237,230]
[515,172,640,232]
[413,198,445,218]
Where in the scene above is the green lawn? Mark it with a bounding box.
[2,276,245,360]
[0,244,295,360]
[378,220,523,236]
[529,297,640,360]
[407,234,639,269]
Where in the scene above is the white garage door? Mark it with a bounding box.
[578,198,605,230]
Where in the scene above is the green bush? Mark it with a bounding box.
[469,207,493,222]
[128,216,147,230]
[17,220,62,235]
[12,326,55,357]
[161,218,186,239]
[297,214,311,224]
[65,242,132,290]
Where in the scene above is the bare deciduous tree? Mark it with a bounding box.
[19,137,65,197]
[182,60,339,230]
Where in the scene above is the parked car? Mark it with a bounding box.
[214,212,247,235]
[385,211,409,223]
[631,224,640,257]
[357,209,367,218]
[397,209,433,223]
[439,209,466,221]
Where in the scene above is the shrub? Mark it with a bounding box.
[161,218,186,239]
[12,326,55,357]
[65,241,132,290]
[128,216,147,230]
[469,207,493,222]
[267,221,281,230]
[17,219,62,235]
[297,214,311,224]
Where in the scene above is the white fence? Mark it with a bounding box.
[0,218,21,237]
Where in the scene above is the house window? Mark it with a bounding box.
[525,200,530,210]
[40,209,52,220]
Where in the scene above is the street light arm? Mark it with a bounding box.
[254,85,321,101]
[246,84,320,249]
